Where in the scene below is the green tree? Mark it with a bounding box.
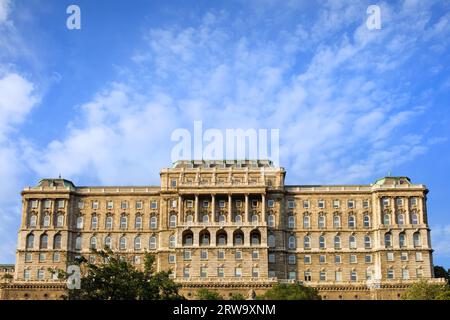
[434,265,450,281]
[229,293,246,300]
[196,288,223,300]
[261,283,321,300]
[54,249,183,300]
[402,280,450,300]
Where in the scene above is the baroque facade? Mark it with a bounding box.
[3,160,443,299]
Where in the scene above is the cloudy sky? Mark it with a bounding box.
[0,0,449,266]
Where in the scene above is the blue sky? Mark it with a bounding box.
[0,0,450,267]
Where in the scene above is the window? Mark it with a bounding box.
[40,234,48,249]
[150,216,158,229]
[217,267,224,277]
[252,250,259,260]
[26,234,34,249]
[333,200,340,209]
[201,250,208,260]
[366,268,372,280]
[236,200,242,208]
[149,236,157,249]
[383,214,391,226]
[183,233,193,246]
[268,214,275,227]
[183,267,190,278]
[382,198,390,207]
[288,236,297,249]
[413,232,421,247]
[218,214,226,223]
[302,200,309,209]
[92,201,99,210]
[397,214,405,225]
[107,201,114,210]
[119,236,126,250]
[202,200,209,208]
[320,271,327,281]
[43,215,50,227]
[288,216,295,229]
[348,215,356,228]
[135,215,143,229]
[168,254,176,264]
[200,267,207,278]
[350,254,357,263]
[319,236,326,249]
[387,268,394,279]
[349,235,356,249]
[53,252,60,262]
[304,271,312,282]
[30,200,38,208]
[75,236,82,250]
[252,200,258,208]
[350,270,357,281]
[200,232,210,245]
[219,200,225,208]
[318,200,325,209]
[169,214,177,228]
[334,236,341,249]
[318,215,326,228]
[415,252,423,262]
[233,232,243,245]
[363,215,370,228]
[303,236,310,249]
[150,201,158,209]
[186,214,193,223]
[288,254,296,265]
[304,255,311,264]
[90,215,98,230]
[387,252,394,262]
[234,214,242,223]
[183,250,191,260]
[268,199,275,208]
[53,234,62,249]
[365,255,372,263]
[289,271,297,280]
[268,234,275,248]
[104,236,111,249]
[363,200,369,208]
[410,197,418,206]
[29,215,37,227]
[37,269,45,280]
[134,236,141,250]
[218,250,225,260]
[399,233,406,247]
[335,271,342,282]
[396,198,403,206]
[105,216,113,230]
[76,216,83,229]
[364,235,371,249]
[303,215,310,228]
[24,269,30,280]
[235,250,242,260]
[333,215,341,228]
[401,252,408,261]
[347,200,355,209]
[251,232,260,245]
[411,213,419,225]
[170,179,177,188]
[384,233,392,247]
[78,201,84,209]
[288,200,295,209]
[90,236,97,250]
[169,235,176,248]
[120,215,128,230]
[252,267,259,278]
[269,253,275,263]
[39,253,46,262]
[402,268,410,280]
[136,201,143,210]
[235,267,242,277]
[44,200,51,209]
[25,253,32,262]
[251,214,258,223]
[202,214,209,223]
[319,255,326,263]
[416,268,423,279]
[335,255,342,264]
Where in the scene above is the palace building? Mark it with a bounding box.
[0,160,444,299]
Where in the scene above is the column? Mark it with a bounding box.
[228,194,232,222]
[262,194,266,223]
[405,196,410,226]
[245,194,249,223]
[211,194,216,222]
[195,194,199,222]
[178,195,183,224]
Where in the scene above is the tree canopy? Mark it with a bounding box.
[402,280,450,300]
[260,283,321,300]
[196,288,224,300]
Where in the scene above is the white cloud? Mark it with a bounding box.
[0,0,11,24]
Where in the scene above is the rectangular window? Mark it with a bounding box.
[24,269,30,280]
[170,179,177,188]
[30,200,38,208]
[219,200,225,208]
[304,271,312,282]
[200,267,207,278]
[235,250,242,260]
[25,253,32,262]
[410,197,418,206]
[217,250,225,260]
[382,198,390,207]
[252,251,259,260]
[416,268,423,278]
[37,269,45,280]
[183,250,191,260]
[106,201,114,210]
[289,271,297,280]
[44,200,51,209]
[318,200,325,209]
[363,200,370,208]
[333,200,340,209]
[121,201,128,209]
[150,201,158,209]
[301,200,308,209]
[320,271,326,281]
[396,198,403,206]
[186,200,193,208]
[401,252,408,261]
[415,252,423,262]
[335,255,342,264]
[183,267,190,278]
[92,201,99,210]
[168,254,176,264]
[268,199,275,208]
[217,267,224,277]
[268,271,276,278]
[235,267,242,277]
[387,269,394,279]
[387,252,394,262]
[402,269,410,280]
[319,255,326,263]
[350,271,357,282]
[350,255,357,264]
[252,267,259,278]
[171,200,177,208]
[57,200,65,208]
[202,200,209,208]
[268,253,275,263]
[365,255,372,263]
[136,201,143,210]
[288,255,296,265]
[347,200,355,209]
[39,253,46,263]
[200,250,208,260]
[335,271,342,282]
[304,255,311,264]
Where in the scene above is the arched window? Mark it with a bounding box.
[364,235,371,248]
[29,214,37,227]
[399,233,406,247]
[411,213,419,225]
[186,214,193,223]
[318,215,326,228]
[134,236,141,250]
[135,215,143,229]
[334,236,341,249]
[90,236,97,250]
[120,215,127,230]
[26,234,34,249]
[149,236,157,249]
[363,215,370,228]
[413,232,421,247]
[303,236,311,249]
[234,214,242,223]
[397,214,405,225]
[76,216,83,229]
[43,215,50,227]
[169,214,177,228]
[268,234,275,248]
[216,231,227,245]
[105,216,113,230]
[383,214,391,226]
[150,216,158,229]
[349,235,356,249]
[268,214,275,227]
[348,215,355,228]
[319,235,326,249]
[119,236,127,250]
[169,235,176,248]
[218,214,226,223]
[303,216,310,228]
[288,236,296,249]
[40,234,48,249]
[251,230,261,245]
[91,215,98,230]
[202,214,209,223]
[288,216,295,229]
[104,236,112,249]
[384,233,392,247]
[183,231,193,246]
[75,236,82,250]
[251,214,259,223]
[53,234,62,249]
[333,215,341,228]
[200,231,210,246]
[233,230,244,245]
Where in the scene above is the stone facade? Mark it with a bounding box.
[5,160,443,299]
